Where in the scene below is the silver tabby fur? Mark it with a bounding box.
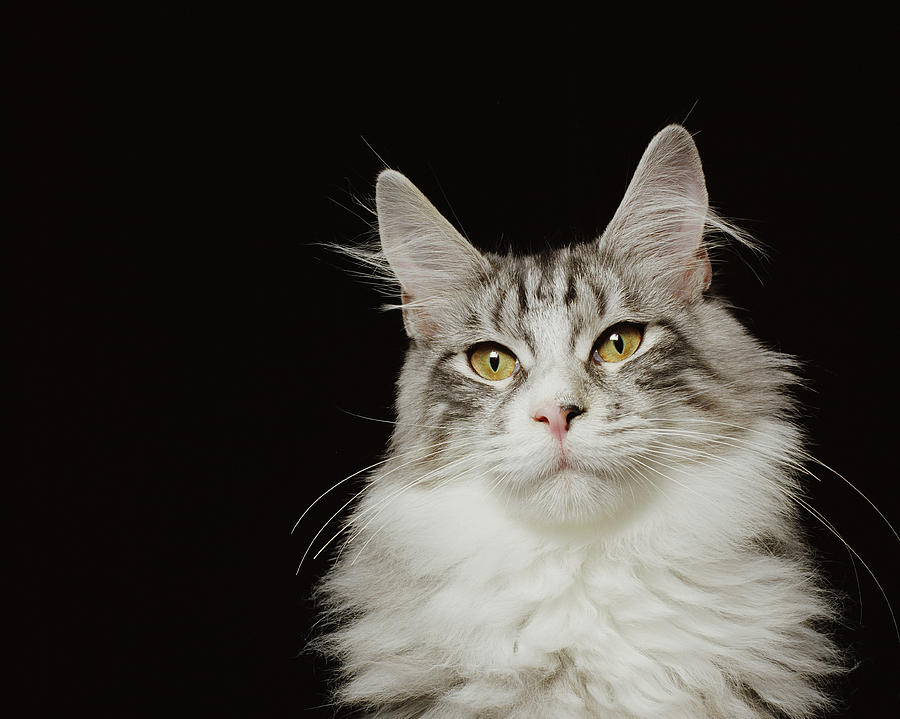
[312,126,844,718]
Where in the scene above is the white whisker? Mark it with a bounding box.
[337,447,500,561]
[640,415,898,542]
[296,439,458,573]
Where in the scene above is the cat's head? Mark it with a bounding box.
[373,126,796,523]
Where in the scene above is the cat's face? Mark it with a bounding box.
[392,245,787,522]
[376,126,793,522]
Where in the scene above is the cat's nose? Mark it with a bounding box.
[533,403,584,442]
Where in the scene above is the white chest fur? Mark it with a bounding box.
[325,476,834,718]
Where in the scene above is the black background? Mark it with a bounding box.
[22,8,898,717]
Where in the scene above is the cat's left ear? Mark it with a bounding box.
[376,169,489,339]
[600,125,711,301]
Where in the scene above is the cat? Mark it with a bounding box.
[310,125,845,718]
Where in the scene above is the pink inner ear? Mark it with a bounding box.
[674,247,712,301]
[697,248,712,289]
[663,204,710,300]
[400,291,439,340]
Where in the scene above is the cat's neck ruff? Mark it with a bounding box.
[327,417,831,718]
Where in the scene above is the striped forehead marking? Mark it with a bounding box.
[474,249,619,357]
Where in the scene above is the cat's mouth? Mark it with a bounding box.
[541,449,583,479]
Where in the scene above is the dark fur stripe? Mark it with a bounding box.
[564,273,577,306]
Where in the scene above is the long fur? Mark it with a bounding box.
[312,126,845,718]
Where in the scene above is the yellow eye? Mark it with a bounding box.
[592,322,643,363]
[469,343,519,381]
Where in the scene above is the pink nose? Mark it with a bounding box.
[533,404,584,442]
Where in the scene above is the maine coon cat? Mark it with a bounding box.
[311,125,845,717]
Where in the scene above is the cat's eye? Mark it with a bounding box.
[468,343,519,381]
[592,322,643,364]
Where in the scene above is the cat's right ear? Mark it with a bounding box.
[376,170,488,339]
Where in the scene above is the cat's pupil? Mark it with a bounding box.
[612,334,624,354]
[489,352,500,372]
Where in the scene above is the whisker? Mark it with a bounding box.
[628,455,707,503]
[640,416,898,542]
[639,437,896,639]
[336,406,460,431]
[296,439,458,573]
[335,448,498,561]
[292,440,452,535]
[792,494,899,641]
[348,464,500,567]
[291,453,394,535]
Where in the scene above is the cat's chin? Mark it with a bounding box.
[503,465,648,526]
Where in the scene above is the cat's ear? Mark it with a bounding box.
[601,125,711,301]
[376,169,488,339]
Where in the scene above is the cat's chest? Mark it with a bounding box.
[369,482,679,670]
[340,474,827,716]
[434,544,678,675]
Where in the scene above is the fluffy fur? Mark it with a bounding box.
[312,126,844,717]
